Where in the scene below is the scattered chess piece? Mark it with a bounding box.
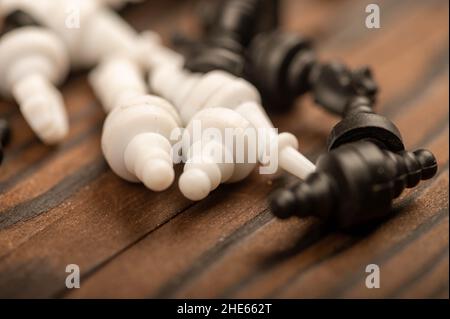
[0,0,150,69]
[246,31,378,113]
[0,10,70,144]
[0,118,11,165]
[150,64,316,200]
[89,55,148,113]
[179,107,257,200]
[270,141,438,229]
[177,0,279,77]
[90,55,182,191]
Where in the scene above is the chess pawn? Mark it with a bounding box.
[89,55,148,113]
[0,118,11,165]
[150,66,316,181]
[179,107,257,200]
[246,31,378,113]
[179,0,279,77]
[0,26,69,144]
[270,141,438,229]
[0,0,147,69]
[101,95,181,191]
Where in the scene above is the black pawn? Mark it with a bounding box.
[270,141,438,229]
[246,31,378,114]
[0,119,11,165]
[309,61,378,115]
[180,0,279,77]
[246,31,316,112]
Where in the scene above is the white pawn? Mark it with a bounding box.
[179,107,257,201]
[89,55,148,113]
[102,95,181,191]
[90,55,182,191]
[150,66,316,184]
[0,0,146,69]
[0,26,69,144]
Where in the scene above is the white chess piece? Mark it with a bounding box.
[102,95,181,192]
[150,66,316,198]
[90,55,182,192]
[0,0,151,69]
[89,55,148,113]
[0,26,69,144]
[179,107,257,200]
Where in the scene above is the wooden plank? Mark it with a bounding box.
[66,58,449,299]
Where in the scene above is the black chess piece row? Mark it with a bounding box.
[179,0,438,228]
[176,0,377,115]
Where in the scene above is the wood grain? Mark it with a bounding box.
[0,0,448,299]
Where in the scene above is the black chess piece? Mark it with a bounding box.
[176,0,279,77]
[270,141,438,229]
[246,31,378,113]
[0,118,11,165]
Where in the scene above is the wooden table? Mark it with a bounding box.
[0,0,448,299]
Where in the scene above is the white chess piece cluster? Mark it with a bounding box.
[149,65,316,200]
[0,0,149,69]
[0,0,148,144]
[1,0,316,201]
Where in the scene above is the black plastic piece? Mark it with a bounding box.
[177,0,280,77]
[270,141,438,229]
[309,61,378,115]
[0,118,11,165]
[246,31,379,113]
[246,31,315,112]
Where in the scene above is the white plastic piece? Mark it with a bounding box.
[235,101,316,179]
[0,0,158,69]
[149,66,316,181]
[89,55,147,113]
[102,95,181,191]
[0,27,69,144]
[179,108,257,201]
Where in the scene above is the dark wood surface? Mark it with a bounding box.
[0,0,448,299]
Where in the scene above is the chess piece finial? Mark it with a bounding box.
[179,107,256,200]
